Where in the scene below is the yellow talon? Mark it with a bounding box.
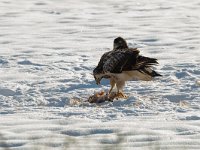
[116,92,128,99]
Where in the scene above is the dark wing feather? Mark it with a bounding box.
[94,48,161,77]
[129,55,159,71]
[103,49,139,73]
[93,51,112,74]
[130,55,161,77]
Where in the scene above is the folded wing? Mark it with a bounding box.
[103,49,139,73]
[102,49,161,77]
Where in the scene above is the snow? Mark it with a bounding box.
[0,0,200,149]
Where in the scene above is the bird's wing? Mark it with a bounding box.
[103,49,139,73]
[103,48,159,76]
[93,51,112,74]
[132,55,158,69]
[98,52,111,65]
[131,55,160,76]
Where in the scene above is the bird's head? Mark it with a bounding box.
[113,37,128,50]
[94,74,102,85]
[93,68,103,85]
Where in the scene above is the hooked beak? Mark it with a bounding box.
[95,78,101,85]
[94,75,101,85]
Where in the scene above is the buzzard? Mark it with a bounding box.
[93,37,161,98]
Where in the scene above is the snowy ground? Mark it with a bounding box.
[0,0,200,149]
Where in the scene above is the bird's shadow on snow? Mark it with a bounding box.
[61,78,110,93]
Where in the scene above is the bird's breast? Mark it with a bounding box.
[109,70,152,82]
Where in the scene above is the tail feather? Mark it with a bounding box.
[137,56,159,66]
[136,56,162,77]
[151,70,162,77]
[138,68,162,77]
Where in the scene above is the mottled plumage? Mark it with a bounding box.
[93,37,161,97]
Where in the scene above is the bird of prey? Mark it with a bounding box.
[93,37,161,98]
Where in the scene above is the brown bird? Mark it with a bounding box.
[93,37,161,98]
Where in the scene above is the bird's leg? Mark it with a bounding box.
[109,86,114,94]
[116,81,128,99]
[109,79,115,94]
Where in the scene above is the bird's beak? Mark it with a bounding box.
[94,76,101,85]
[96,78,101,85]
[94,74,102,85]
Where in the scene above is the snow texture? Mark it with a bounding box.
[0,0,200,149]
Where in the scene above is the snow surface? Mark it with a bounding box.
[0,0,200,149]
